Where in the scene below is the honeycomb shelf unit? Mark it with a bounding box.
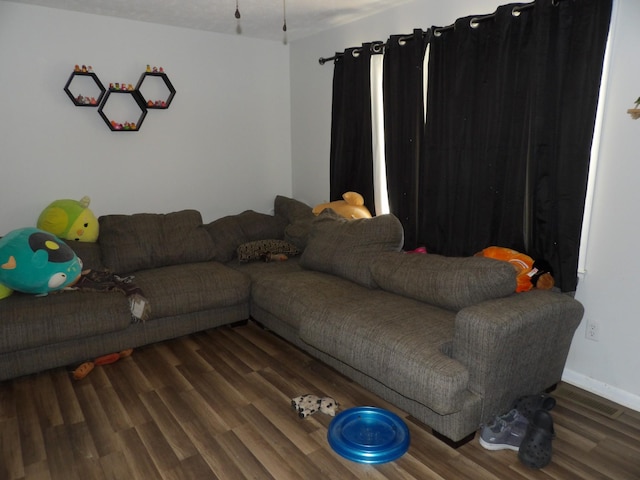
[64,66,175,131]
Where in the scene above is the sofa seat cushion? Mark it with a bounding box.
[370,252,517,311]
[0,291,132,354]
[228,257,303,282]
[299,291,470,415]
[99,210,215,274]
[251,270,355,330]
[132,262,251,320]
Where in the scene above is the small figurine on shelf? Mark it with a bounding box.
[111,120,123,130]
[152,66,159,73]
[159,67,164,73]
[128,84,134,91]
[81,65,88,72]
[122,83,128,91]
[146,64,151,72]
[90,97,98,105]
[87,66,94,73]
[74,64,81,72]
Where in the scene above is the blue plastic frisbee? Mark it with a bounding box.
[327,406,410,464]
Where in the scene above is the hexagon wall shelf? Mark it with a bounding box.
[136,72,176,109]
[98,89,148,131]
[64,70,105,107]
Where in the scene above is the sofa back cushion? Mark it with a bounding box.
[203,210,287,263]
[300,210,404,288]
[370,252,517,311]
[99,210,215,274]
[274,195,316,250]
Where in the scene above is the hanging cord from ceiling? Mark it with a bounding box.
[318,0,546,65]
[283,0,287,32]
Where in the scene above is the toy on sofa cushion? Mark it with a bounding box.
[291,394,338,418]
[312,192,372,219]
[37,196,99,242]
[0,227,83,296]
[475,246,554,292]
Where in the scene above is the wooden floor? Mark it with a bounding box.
[1,321,639,480]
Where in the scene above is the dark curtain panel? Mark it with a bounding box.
[423,0,611,292]
[383,29,430,250]
[423,5,534,256]
[329,45,376,212]
[527,0,612,292]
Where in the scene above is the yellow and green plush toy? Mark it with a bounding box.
[37,196,99,242]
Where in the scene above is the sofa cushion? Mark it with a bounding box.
[0,291,132,354]
[298,289,469,415]
[300,210,404,288]
[132,262,251,319]
[251,269,359,330]
[370,253,517,311]
[274,196,315,250]
[65,240,104,271]
[204,210,287,263]
[237,239,300,262]
[99,210,215,274]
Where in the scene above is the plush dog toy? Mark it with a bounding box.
[475,246,554,292]
[312,192,372,219]
[72,348,134,380]
[291,394,338,418]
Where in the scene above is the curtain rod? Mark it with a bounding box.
[318,0,542,65]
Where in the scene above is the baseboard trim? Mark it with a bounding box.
[562,368,640,413]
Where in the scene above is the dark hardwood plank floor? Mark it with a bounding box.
[1,321,638,479]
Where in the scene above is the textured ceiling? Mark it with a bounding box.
[6,0,414,42]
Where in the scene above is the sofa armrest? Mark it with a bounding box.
[452,290,583,419]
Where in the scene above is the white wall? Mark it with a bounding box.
[290,0,640,411]
[0,1,292,232]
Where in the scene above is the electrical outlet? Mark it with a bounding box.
[585,319,599,342]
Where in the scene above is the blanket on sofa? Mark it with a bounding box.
[66,269,150,322]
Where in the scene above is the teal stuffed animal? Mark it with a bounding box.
[0,227,83,296]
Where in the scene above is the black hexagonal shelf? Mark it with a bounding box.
[136,72,176,109]
[64,70,106,107]
[97,89,148,131]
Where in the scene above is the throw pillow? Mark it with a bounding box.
[99,210,215,274]
[300,209,404,288]
[237,239,300,262]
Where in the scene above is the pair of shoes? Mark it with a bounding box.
[511,393,556,420]
[518,409,555,469]
[479,409,529,451]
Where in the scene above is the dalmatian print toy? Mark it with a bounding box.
[291,394,338,418]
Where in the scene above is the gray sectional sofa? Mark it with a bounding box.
[0,195,584,444]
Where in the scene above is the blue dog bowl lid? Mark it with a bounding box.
[327,406,410,464]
